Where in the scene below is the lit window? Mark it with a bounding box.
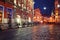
[14,0,16,5]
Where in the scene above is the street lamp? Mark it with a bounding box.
[57,4,60,8]
[43,7,47,10]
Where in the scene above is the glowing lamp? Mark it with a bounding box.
[57,4,60,8]
[43,7,47,10]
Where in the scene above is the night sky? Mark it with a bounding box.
[34,0,55,17]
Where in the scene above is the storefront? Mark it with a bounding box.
[0,5,4,23]
[0,1,14,30]
[6,8,13,28]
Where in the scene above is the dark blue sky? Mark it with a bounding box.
[34,0,55,17]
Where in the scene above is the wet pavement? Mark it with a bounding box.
[0,24,60,40]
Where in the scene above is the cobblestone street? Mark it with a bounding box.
[0,24,60,40]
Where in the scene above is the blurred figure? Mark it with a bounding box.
[15,15,22,27]
[7,12,11,28]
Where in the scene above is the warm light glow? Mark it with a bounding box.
[14,6,16,8]
[16,18,20,23]
[49,17,53,22]
[22,4,24,11]
[18,3,21,6]
[55,16,58,18]
[33,16,37,21]
[28,17,31,22]
[37,17,39,19]
[57,4,60,8]
[17,15,20,18]
[50,17,52,19]
[14,0,17,8]
[14,0,16,5]
[33,16,36,19]
[16,15,21,23]
[23,7,26,9]
[40,21,43,23]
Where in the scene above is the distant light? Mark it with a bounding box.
[57,4,60,8]
[28,17,31,22]
[33,2,35,4]
[43,7,47,10]
[14,0,16,5]
[40,21,43,23]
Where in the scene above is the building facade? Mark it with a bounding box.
[16,0,34,23]
[33,8,43,23]
[0,0,14,23]
[0,0,34,29]
[55,0,60,22]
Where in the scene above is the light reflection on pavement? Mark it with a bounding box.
[0,24,60,40]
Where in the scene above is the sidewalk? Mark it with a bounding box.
[0,26,33,40]
[0,22,33,31]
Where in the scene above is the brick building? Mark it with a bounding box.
[0,0,34,29]
[0,0,14,23]
[33,8,43,23]
[55,0,60,22]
